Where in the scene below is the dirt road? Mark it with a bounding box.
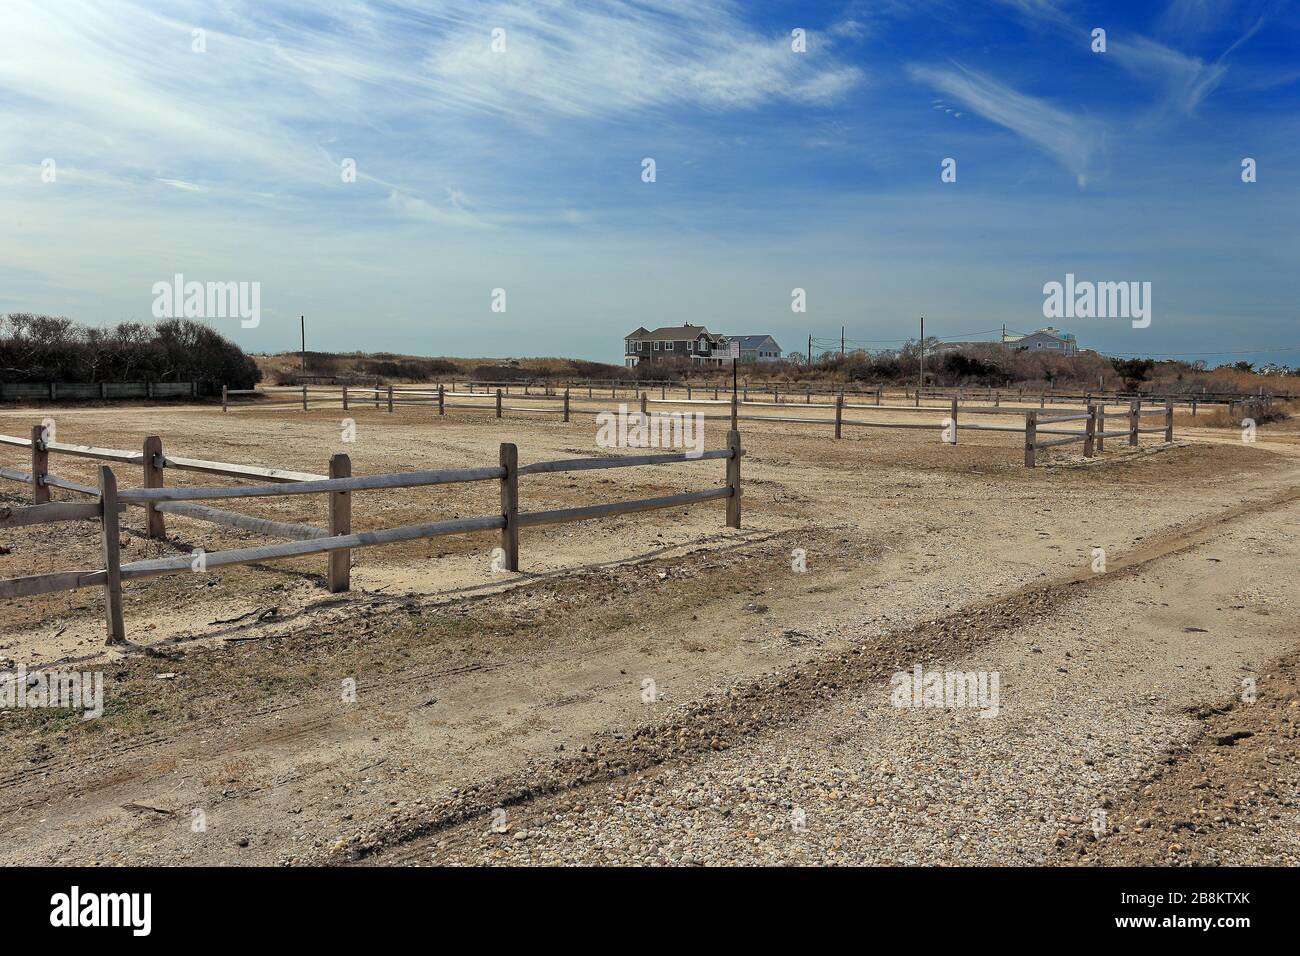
[0,399,1294,865]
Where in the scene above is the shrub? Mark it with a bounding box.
[0,314,260,390]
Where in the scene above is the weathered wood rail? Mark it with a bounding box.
[1022,400,1174,467]
[0,429,744,644]
[214,383,1187,469]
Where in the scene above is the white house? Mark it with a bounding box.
[727,334,784,363]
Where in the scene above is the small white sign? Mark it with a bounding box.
[729,340,740,359]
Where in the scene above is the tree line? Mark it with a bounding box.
[0,314,261,389]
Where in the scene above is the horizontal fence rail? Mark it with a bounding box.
[0,427,744,644]
[212,379,1201,470]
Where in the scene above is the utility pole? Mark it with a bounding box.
[919,315,925,390]
[1001,323,1006,344]
[841,326,845,358]
[300,315,307,375]
[807,334,812,366]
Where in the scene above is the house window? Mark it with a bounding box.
[688,341,694,352]
[665,341,673,350]
[654,341,660,351]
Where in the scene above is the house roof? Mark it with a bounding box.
[728,334,780,349]
[1021,327,1075,342]
[627,325,715,341]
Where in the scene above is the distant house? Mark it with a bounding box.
[929,340,993,355]
[1007,327,1078,356]
[727,334,784,363]
[624,325,726,367]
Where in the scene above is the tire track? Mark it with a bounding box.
[347,483,1300,865]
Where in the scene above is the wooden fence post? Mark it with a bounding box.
[327,454,351,592]
[302,385,308,411]
[1024,411,1037,468]
[1096,404,1106,453]
[1129,400,1139,447]
[222,384,228,413]
[687,384,692,401]
[726,430,742,529]
[142,436,166,539]
[640,392,648,416]
[496,388,503,418]
[387,385,394,413]
[563,388,570,422]
[438,384,445,416]
[1191,398,1197,417]
[342,385,349,410]
[499,443,520,571]
[1083,406,1096,458]
[1165,400,1174,443]
[834,393,843,439]
[30,424,49,504]
[949,397,959,445]
[98,466,126,645]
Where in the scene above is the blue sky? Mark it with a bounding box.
[1,0,1297,366]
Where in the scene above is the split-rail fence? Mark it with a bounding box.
[0,428,743,644]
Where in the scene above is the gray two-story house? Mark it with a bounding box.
[624,326,726,366]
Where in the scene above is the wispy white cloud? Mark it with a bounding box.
[0,1,863,213]
[157,179,206,193]
[909,63,1101,186]
[990,0,1073,26]
[985,0,1242,116]
[419,2,862,121]
[1109,36,1228,116]
[1156,0,1232,39]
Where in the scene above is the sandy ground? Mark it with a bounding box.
[0,391,1294,865]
